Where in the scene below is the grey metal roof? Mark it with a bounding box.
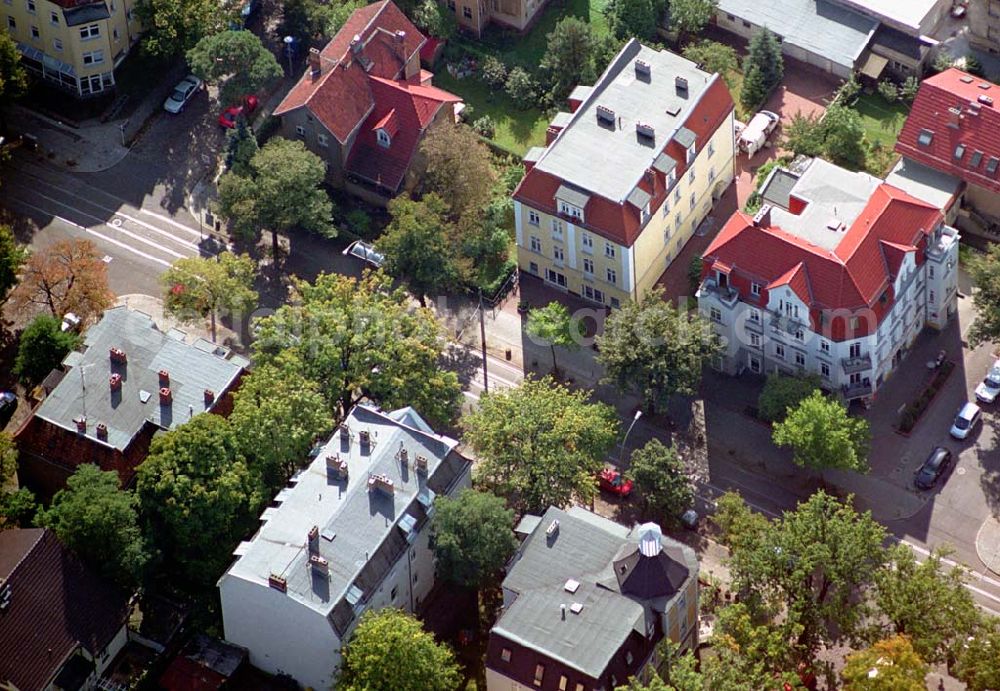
[34,307,244,451]
[63,3,111,26]
[717,0,878,71]
[569,85,593,102]
[886,158,962,211]
[534,40,716,204]
[760,167,802,208]
[523,147,546,164]
[550,112,573,129]
[555,183,591,209]
[769,158,881,251]
[673,127,696,149]
[652,152,677,175]
[221,405,467,622]
[493,506,697,680]
[626,186,651,210]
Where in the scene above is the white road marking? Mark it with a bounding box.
[140,208,204,239]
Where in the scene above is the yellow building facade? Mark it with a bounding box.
[4,0,141,98]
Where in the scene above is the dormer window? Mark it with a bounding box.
[954,144,965,160]
[377,129,391,148]
[559,201,583,221]
[686,144,696,164]
[917,129,933,146]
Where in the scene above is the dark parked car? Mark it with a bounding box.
[0,391,17,425]
[915,446,953,490]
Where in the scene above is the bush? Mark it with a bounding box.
[505,67,536,109]
[877,79,898,103]
[899,75,920,102]
[473,115,497,139]
[345,209,372,236]
[14,315,80,385]
[480,55,508,90]
[836,74,861,105]
[255,115,281,146]
[688,255,703,294]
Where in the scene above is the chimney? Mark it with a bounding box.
[561,604,567,620]
[96,423,108,440]
[109,373,122,391]
[308,47,321,79]
[350,34,363,54]
[158,370,169,387]
[308,525,320,554]
[752,204,772,228]
[204,389,215,405]
[109,347,127,364]
[368,473,394,495]
[415,454,428,474]
[159,387,172,404]
[326,453,348,479]
[398,447,408,466]
[634,59,651,80]
[948,106,963,128]
[675,76,689,95]
[359,430,371,449]
[394,29,406,43]
[339,423,350,442]
[74,416,87,433]
[268,574,288,592]
[310,554,329,573]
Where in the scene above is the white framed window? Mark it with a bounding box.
[775,344,785,359]
[377,129,391,148]
[820,339,830,353]
[109,0,115,10]
[750,332,760,347]
[6,16,14,28]
[553,245,564,263]
[821,362,830,377]
[581,233,593,252]
[82,49,104,65]
[688,169,696,185]
[663,227,671,244]
[501,648,512,662]
[317,133,328,147]
[674,214,682,230]
[551,218,563,237]
[708,141,716,158]
[559,676,568,691]
[690,192,696,211]
[534,664,545,687]
[30,24,38,38]
[750,282,761,296]
[528,210,540,226]
[641,203,650,223]
[849,342,861,358]
[686,144,696,164]
[295,125,305,136]
[79,23,99,39]
[25,0,34,12]
[49,9,57,23]
[795,352,806,366]
[929,290,935,302]
[666,169,677,188]
[559,201,583,220]
[929,264,935,279]
[53,38,62,50]
[530,236,542,253]
[749,307,760,323]
[710,306,721,322]
[708,166,716,182]
[529,261,538,274]
[661,198,670,217]
[583,257,594,274]
[606,268,617,285]
[794,329,804,342]
[605,242,616,259]
[673,187,681,204]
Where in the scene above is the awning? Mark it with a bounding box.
[858,50,889,80]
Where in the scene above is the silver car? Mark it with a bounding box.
[975,360,1000,403]
[950,402,982,440]
[163,74,203,114]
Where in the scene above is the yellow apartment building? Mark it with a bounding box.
[513,39,736,307]
[445,0,548,35]
[3,0,141,98]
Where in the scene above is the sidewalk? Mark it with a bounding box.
[977,516,1000,576]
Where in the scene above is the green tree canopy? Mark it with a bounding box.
[187,30,282,105]
[741,28,783,110]
[628,438,694,522]
[340,609,462,691]
[229,360,333,493]
[463,377,619,513]
[0,30,28,107]
[0,226,27,306]
[139,0,234,58]
[419,123,496,225]
[505,66,536,109]
[525,301,582,374]
[0,433,35,529]
[596,287,721,413]
[682,40,738,87]
[821,103,867,169]
[966,242,1000,345]
[0,433,16,488]
[161,251,258,342]
[280,0,332,42]
[668,0,717,39]
[616,640,703,690]
[540,17,596,101]
[757,373,821,423]
[136,414,263,587]
[14,314,80,384]
[225,119,258,176]
[772,391,870,473]
[841,635,928,691]
[252,271,462,426]
[378,194,461,304]
[412,0,457,38]
[604,0,660,40]
[430,489,518,589]
[701,602,800,690]
[953,618,1000,691]
[782,111,826,158]
[38,464,147,588]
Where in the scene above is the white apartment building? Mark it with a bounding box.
[218,404,472,689]
[698,158,959,403]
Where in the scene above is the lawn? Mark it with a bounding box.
[852,92,910,150]
[434,71,550,155]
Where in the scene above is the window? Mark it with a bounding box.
[110,0,114,10]
[551,218,563,237]
[954,144,966,160]
[295,125,305,137]
[314,133,327,147]
[610,297,621,308]
[6,16,14,28]
[30,24,38,38]
[529,261,539,274]
[582,233,593,252]
[377,129,391,148]
[674,214,682,230]
[688,169,696,185]
[795,329,804,342]
[113,28,119,40]
[710,306,721,323]
[726,13,734,20]
[708,166,716,182]
[576,684,585,691]
[463,5,472,17]
[559,201,583,220]
[605,242,616,259]
[626,651,634,665]
[49,9,56,23]
[530,236,542,253]
[661,198,670,217]
[929,289,935,302]
[686,144,696,164]
[667,169,676,188]
[820,339,829,353]
[528,210,540,226]
[606,268,617,285]
[988,157,1000,174]
[82,50,104,65]
[821,362,830,377]
[79,23,99,39]
[775,344,785,359]
[749,307,760,323]
[708,141,715,158]
[750,282,761,296]
[25,0,33,12]
[559,676,568,691]
[641,203,650,223]
[53,38,62,50]
[689,192,696,211]
[534,665,545,687]
[390,585,398,600]
[849,316,860,332]
[583,257,594,274]
[971,150,984,168]
[553,245,564,263]
[929,264,935,279]
[750,332,760,347]
[583,285,605,304]
[501,648,512,662]
[742,19,751,28]
[413,571,418,583]
[849,342,861,358]
[545,268,567,287]
[673,187,681,204]
[795,352,805,366]
[917,129,933,146]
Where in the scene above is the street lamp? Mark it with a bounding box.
[283,36,295,75]
[619,409,643,466]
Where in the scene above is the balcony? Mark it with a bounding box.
[697,278,739,307]
[842,379,872,400]
[841,353,872,375]
[770,313,807,336]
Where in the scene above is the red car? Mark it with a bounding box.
[597,467,633,497]
[218,95,259,128]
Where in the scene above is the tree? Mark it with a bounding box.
[668,0,717,40]
[0,488,36,528]
[757,373,821,423]
[873,545,979,664]
[480,55,508,90]
[782,111,826,157]
[596,287,721,414]
[702,602,800,689]
[413,0,456,38]
[604,0,659,40]
[136,414,263,587]
[378,194,462,304]
[772,391,870,474]
[505,66,536,109]
[229,361,333,493]
[139,0,234,58]
[628,439,693,521]
[280,0,332,42]
[932,49,955,74]
[161,252,257,342]
[899,75,920,102]
[741,28,783,109]
[322,0,365,35]
[617,640,703,691]
[0,226,26,306]
[9,239,113,323]
[0,30,28,107]
[430,489,518,589]
[877,79,898,103]
[463,377,618,513]
[37,464,147,587]
[965,242,1000,345]
[225,119,258,176]
[682,40,738,87]
[14,314,80,384]
[419,123,496,224]
[188,30,282,105]
[822,103,867,169]
[525,301,582,374]
[953,619,1000,691]
[218,137,335,260]
[841,636,928,691]
[252,271,462,426]
[340,609,462,691]
[540,17,596,101]
[0,433,16,489]
[713,490,769,554]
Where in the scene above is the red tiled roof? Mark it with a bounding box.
[703,183,942,336]
[514,76,733,247]
[896,68,1000,194]
[0,529,131,691]
[273,0,426,143]
[345,77,460,191]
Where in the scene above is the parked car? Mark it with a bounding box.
[975,360,1000,403]
[597,467,633,497]
[949,402,982,440]
[218,95,260,129]
[59,312,81,333]
[914,446,953,490]
[736,110,780,157]
[0,391,16,425]
[163,75,203,114]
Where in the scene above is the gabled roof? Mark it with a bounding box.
[273,0,426,143]
[0,529,131,691]
[896,68,1000,195]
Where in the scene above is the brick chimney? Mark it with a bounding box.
[308,525,320,555]
[204,389,215,405]
[158,370,170,387]
[109,373,122,391]
[948,106,963,128]
[74,416,87,433]
[308,47,321,79]
[159,387,172,404]
[752,204,772,228]
[96,423,108,440]
[109,347,127,364]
